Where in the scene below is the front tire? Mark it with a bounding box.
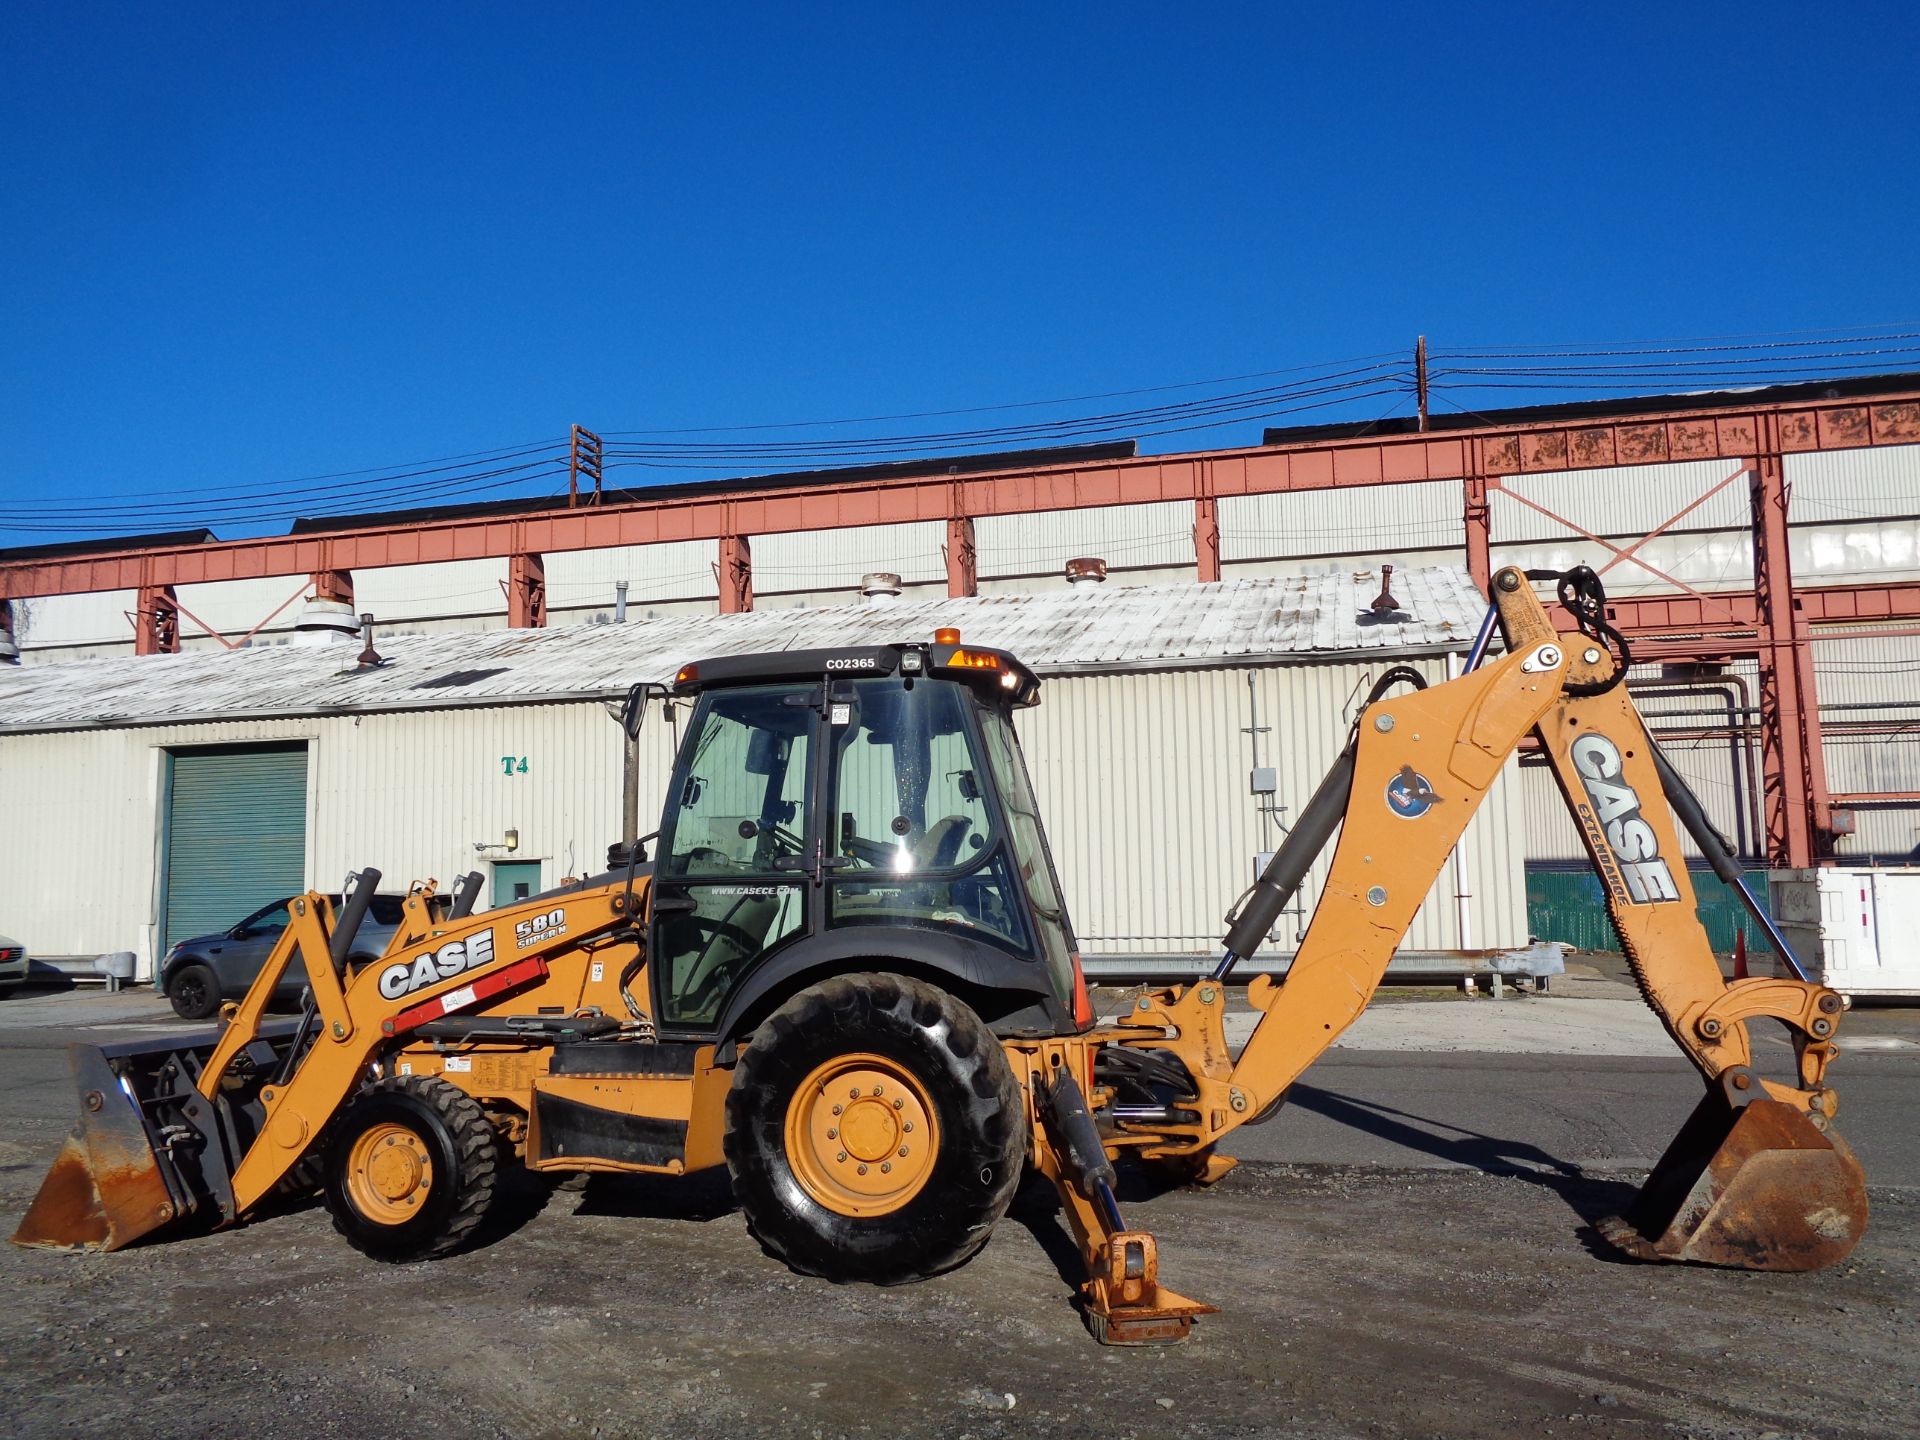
[320,1077,498,1262]
[724,972,1025,1285]
[166,962,220,1020]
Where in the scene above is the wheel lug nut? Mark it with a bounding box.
[858,1164,869,1175]
[849,1088,860,1099]
[902,1121,913,1132]
[831,1105,842,1115]
[872,1085,884,1096]
[827,1128,837,1139]
[836,1151,847,1163]
[898,1147,908,1157]
[881,1163,891,1174]
[893,1098,904,1110]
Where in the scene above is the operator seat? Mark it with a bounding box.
[917,814,973,869]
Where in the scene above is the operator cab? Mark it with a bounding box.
[640,633,1088,1041]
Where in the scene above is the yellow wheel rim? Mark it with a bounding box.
[345,1121,433,1225]
[784,1052,940,1218]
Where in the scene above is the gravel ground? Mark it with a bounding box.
[4,1112,1916,1440]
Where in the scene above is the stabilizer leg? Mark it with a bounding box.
[1032,1065,1215,1345]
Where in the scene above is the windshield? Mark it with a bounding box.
[829,678,996,874]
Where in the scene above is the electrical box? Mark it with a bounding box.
[1249,767,1277,795]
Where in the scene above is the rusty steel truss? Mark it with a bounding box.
[6,384,1920,868]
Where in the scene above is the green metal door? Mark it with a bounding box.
[491,861,543,908]
[162,743,309,951]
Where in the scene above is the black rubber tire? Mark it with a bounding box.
[166,962,221,1020]
[724,972,1025,1285]
[320,1076,498,1262]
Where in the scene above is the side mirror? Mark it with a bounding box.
[619,682,651,741]
[227,924,253,940]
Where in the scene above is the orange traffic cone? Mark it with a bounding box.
[1732,929,1749,981]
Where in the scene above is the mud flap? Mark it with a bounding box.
[1598,1085,1868,1272]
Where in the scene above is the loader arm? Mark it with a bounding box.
[14,874,645,1251]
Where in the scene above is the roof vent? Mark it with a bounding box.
[1065,557,1108,585]
[1369,564,1402,616]
[293,597,360,646]
[861,572,903,605]
[354,613,386,670]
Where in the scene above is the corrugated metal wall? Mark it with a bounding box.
[546,540,719,613]
[977,501,1196,578]
[0,656,1532,975]
[1221,481,1463,562]
[754,522,946,594]
[0,705,675,975]
[1016,662,1528,956]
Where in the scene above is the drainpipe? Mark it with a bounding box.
[614,580,629,624]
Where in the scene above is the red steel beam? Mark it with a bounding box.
[8,387,1919,601]
[945,515,977,598]
[1193,498,1221,583]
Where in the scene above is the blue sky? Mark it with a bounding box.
[2,3,1916,543]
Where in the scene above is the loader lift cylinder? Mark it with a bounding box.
[448,871,485,921]
[329,868,383,975]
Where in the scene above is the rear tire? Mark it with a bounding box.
[166,962,220,1020]
[320,1077,497,1262]
[724,972,1024,1284]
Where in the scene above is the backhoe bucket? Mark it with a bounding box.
[12,1044,185,1251]
[1598,1091,1868,1272]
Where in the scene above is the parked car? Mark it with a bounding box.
[157,894,407,1020]
[0,933,27,998]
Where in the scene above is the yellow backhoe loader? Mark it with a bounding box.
[14,566,1869,1343]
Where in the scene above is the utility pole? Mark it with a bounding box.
[568,424,605,507]
[1415,335,1429,432]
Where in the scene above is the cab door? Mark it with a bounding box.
[648,683,818,1034]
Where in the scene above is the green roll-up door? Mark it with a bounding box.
[163,743,309,951]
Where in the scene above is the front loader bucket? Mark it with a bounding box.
[1597,1091,1868,1272]
[12,1044,200,1252]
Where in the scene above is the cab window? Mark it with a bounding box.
[663,686,813,876]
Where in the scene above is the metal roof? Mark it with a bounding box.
[0,568,1487,734]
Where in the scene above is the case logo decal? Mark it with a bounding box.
[1570,733,1680,905]
[377,928,498,1000]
